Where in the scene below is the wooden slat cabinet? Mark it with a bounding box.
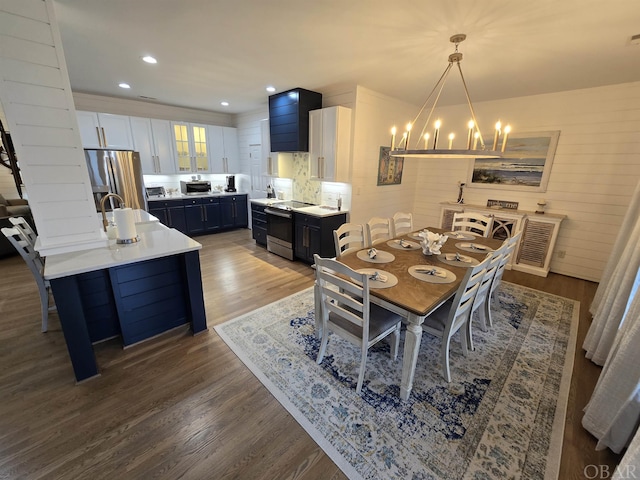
[439,203,565,277]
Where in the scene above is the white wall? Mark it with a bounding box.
[0,0,105,254]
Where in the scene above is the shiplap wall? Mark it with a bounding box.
[0,0,105,254]
[350,83,640,282]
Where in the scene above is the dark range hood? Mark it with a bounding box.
[268,87,322,152]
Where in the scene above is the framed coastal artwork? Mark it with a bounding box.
[377,146,404,186]
[467,130,560,192]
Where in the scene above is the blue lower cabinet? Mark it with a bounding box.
[50,251,207,382]
[220,195,248,229]
[148,199,187,234]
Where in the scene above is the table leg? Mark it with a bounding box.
[400,314,423,400]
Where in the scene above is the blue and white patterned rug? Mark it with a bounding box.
[215,282,578,480]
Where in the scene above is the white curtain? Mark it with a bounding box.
[582,288,640,453]
[613,423,640,479]
[584,179,640,365]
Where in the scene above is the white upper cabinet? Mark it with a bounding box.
[309,106,352,182]
[130,117,176,174]
[171,122,211,173]
[260,119,292,178]
[208,125,239,173]
[76,111,133,149]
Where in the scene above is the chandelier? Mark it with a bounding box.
[390,34,510,159]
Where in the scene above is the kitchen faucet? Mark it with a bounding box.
[100,193,125,231]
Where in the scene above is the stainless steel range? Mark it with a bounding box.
[264,201,314,260]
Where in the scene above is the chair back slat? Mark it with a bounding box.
[391,212,413,237]
[365,217,392,246]
[452,211,494,237]
[333,223,365,258]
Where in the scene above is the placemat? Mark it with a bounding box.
[355,269,398,288]
[408,265,456,284]
[455,242,494,254]
[437,253,480,268]
[387,239,421,250]
[445,231,477,241]
[356,249,396,264]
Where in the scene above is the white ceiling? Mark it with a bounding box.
[52,0,640,115]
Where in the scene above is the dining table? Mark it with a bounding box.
[334,227,505,400]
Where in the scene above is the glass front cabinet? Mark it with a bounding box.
[172,122,210,173]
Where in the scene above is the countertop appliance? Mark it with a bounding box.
[225,175,236,192]
[145,186,165,198]
[265,200,315,260]
[85,149,146,212]
[181,180,211,195]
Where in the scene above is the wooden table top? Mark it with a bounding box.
[338,227,504,317]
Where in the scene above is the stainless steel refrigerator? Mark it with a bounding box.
[85,149,147,212]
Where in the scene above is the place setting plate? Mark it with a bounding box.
[437,252,480,268]
[455,242,494,254]
[408,265,456,284]
[444,231,476,241]
[356,249,396,263]
[386,239,421,250]
[355,269,398,288]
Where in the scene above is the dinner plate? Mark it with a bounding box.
[355,269,398,288]
[444,231,476,241]
[356,249,396,263]
[408,265,456,284]
[455,242,494,253]
[437,253,480,268]
[386,239,421,250]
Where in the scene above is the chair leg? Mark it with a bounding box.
[466,314,475,352]
[441,337,452,383]
[486,293,495,328]
[316,330,329,364]
[356,346,368,394]
[39,285,49,333]
[390,323,400,360]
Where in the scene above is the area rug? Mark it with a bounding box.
[214,282,578,480]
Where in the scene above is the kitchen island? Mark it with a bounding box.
[44,220,207,382]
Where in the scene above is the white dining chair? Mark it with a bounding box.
[451,211,494,238]
[333,223,366,259]
[314,254,402,394]
[365,217,392,246]
[9,216,38,246]
[467,242,507,350]
[391,212,413,237]
[486,231,522,327]
[421,254,489,382]
[2,227,54,332]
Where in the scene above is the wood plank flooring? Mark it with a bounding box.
[0,229,622,479]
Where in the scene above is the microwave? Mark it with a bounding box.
[180,180,211,195]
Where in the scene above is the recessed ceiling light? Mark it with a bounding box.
[266,86,276,92]
[118,83,131,89]
[142,55,157,64]
[221,101,229,106]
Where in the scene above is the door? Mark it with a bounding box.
[249,144,266,198]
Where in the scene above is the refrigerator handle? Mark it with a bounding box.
[95,127,102,147]
[107,154,119,200]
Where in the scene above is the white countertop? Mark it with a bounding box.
[148,192,247,201]
[44,222,201,280]
[104,209,159,225]
[250,198,348,217]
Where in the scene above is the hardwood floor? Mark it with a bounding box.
[0,229,621,479]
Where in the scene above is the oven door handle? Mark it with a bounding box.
[265,208,293,219]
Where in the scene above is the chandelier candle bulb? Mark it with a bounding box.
[448,133,455,149]
[391,126,396,150]
[467,120,474,149]
[433,120,441,149]
[492,121,502,150]
[501,125,511,152]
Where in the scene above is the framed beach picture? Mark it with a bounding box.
[467,131,560,192]
[377,146,404,186]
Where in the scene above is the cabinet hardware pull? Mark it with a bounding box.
[101,128,107,147]
[95,127,102,147]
